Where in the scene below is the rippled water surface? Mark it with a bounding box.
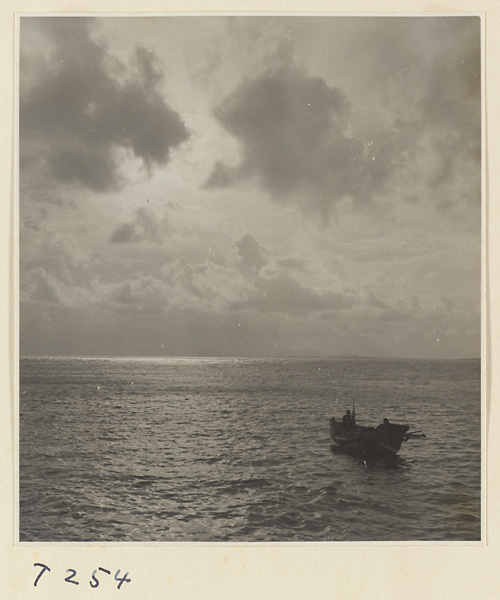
[19,357,481,542]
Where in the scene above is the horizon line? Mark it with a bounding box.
[19,353,481,361]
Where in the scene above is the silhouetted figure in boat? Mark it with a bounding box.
[342,409,356,430]
[375,418,404,452]
[376,418,391,431]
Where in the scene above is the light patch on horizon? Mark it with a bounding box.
[19,16,481,359]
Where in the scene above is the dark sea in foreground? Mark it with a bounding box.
[19,356,481,542]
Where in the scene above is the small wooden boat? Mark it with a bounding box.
[329,410,424,460]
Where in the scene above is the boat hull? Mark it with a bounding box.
[329,417,409,459]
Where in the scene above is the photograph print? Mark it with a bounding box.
[18,15,482,542]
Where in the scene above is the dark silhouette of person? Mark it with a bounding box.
[342,409,355,430]
[376,418,391,431]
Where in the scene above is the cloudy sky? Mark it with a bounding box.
[19,16,481,359]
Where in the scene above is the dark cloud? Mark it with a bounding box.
[109,207,170,244]
[20,17,189,192]
[109,223,136,244]
[373,18,481,209]
[420,19,481,203]
[205,64,391,212]
[205,18,481,217]
[236,234,268,275]
[204,161,238,188]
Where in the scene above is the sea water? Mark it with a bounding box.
[19,357,481,542]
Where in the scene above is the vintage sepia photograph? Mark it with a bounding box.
[18,14,482,543]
